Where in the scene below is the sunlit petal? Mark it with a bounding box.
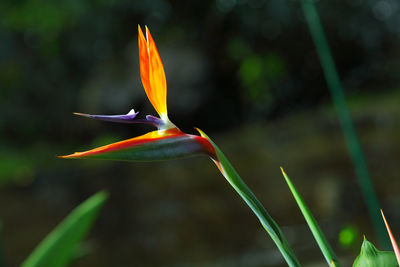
[146,26,168,118]
[138,25,151,107]
[138,25,168,119]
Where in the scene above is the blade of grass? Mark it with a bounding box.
[198,129,300,266]
[281,167,340,266]
[300,0,390,248]
[21,191,108,267]
[381,210,400,264]
[0,221,6,267]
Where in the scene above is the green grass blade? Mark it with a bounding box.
[300,0,389,249]
[281,168,340,266]
[0,221,6,267]
[21,191,108,267]
[198,129,300,266]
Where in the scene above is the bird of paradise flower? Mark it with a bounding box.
[61,26,215,162]
[60,26,300,266]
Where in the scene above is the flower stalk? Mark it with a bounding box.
[199,130,300,266]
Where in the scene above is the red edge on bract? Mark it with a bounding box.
[59,128,217,160]
[59,128,182,159]
[193,135,217,160]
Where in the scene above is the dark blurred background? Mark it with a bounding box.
[1,0,400,266]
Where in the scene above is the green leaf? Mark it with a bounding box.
[197,129,300,267]
[301,0,390,249]
[353,237,398,267]
[21,191,108,267]
[281,168,340,266]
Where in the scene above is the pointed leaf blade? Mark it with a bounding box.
[280,168,340,266]
[21,191,108,267]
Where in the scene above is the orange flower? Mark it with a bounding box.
[60,26,215,161]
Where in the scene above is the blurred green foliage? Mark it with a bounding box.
[0,149,34,186]
[0,222,5,267]
[238,53,285,106]
[227,37,286,107]
[339,224,359,249]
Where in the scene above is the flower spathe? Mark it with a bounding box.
[60,26,216,161]
[60,128,216,161]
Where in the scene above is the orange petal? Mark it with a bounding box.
[138,25,168,118]
[138,26,151,105]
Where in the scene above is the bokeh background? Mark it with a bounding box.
[1,0,400,266]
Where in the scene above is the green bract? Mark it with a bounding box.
[353,238,398,267]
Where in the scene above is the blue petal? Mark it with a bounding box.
[73,109,165,128]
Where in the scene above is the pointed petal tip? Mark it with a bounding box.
[57,153,81,159]
[127,109,137,115]
[138,24,144,35]
[138,24,145,41]
[194,127,206,138]
[381,209,400,264]
[145,26,149,41]
[73,112,90,118]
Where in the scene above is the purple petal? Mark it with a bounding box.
[73,109,139,123]
[73,109,165,128]
[145,115,164,125]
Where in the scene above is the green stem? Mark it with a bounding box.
[300,0,390,249]
[198,130,300,266]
